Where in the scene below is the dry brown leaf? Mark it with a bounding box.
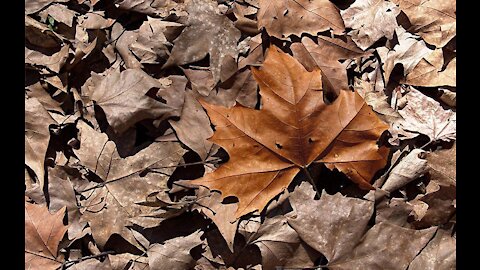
[74,121,186,248]
[25,98,56,188]
[392,88,456,143]
[242,216,302,270]
[354,78,402,124]
[170,90,214,160]
[377,27,432,85]
[376,198,414,227]
[77,12,115,30]
[130,18,182,64]
[408,229,456,269]
[414,185,456,228]
[291,36,364,95]
[47,166,84,240]
[189,46,389,218]
[26,82,63,113]
[257,0,345,39]
[90,68,183,134]
[193,187,239,251]
[341,0,400,50]
[39,4,76,27]
[404,49,456,87]
[392,0,456,48]
[147,230,203,270]
[115,0,186,17]
[381,148,428,193]
[108,253,150,270]
[427,143,456,187]
[25,203,68,270]
[287,182,374,262]
[25,0,68,14]
[327,222,437,269]
[25,44,70,74]
[164,0,241,84]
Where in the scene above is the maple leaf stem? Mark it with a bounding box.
[302,166,322,199]
[60,250,115,269]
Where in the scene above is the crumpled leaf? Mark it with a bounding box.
[341,0,400,50]
[392,0,456,48]
[392,88,456,143]
[189,46,389,218]
[403,49,456,87]
[257,0,345,39]
[90,68,183,134]
[327,222,437,269]
[164,0,241,84]
[414,185,456,228]
[287,181,374,262]
[147,230,203,270]
[38,4,76,27]
[377,27,432,85]
[408,229,456,269]
[74,121,186,248]
[25,98,56,188]
[381,148,428,193]
[291,36,364,95]
[170,90,214,160]
[25,203,68,270]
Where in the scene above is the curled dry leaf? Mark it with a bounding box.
[164,0,241,84]
[287,181,374,262]
[392,88,456,143]
[25,203,68,270]
[381,148,428,193]
[90,68,183,134]
[25,98,56,188]
[392,0,456,48]
[341,0,400,50]
[147,230,203,270]
[257,0,345,39]
[189,46,389,218]
[25,44,70,74]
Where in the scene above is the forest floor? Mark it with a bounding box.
[25,0,456,269]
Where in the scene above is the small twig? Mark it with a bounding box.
[61,250,115,269]
[302,166,322,199]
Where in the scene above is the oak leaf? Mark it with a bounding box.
[257,0,345,39]
[190,46,389,218]
[403,49,456,87]
[25,202,68,270]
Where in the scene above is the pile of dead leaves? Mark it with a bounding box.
[25,0,456,269]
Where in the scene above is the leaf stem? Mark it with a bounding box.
[302,166,322,199]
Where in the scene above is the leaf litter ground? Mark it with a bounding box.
[25,0,456,269]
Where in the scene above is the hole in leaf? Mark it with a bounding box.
[275,143,283,149]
